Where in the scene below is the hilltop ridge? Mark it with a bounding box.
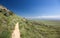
[0,5,10,12]
[0,5,14,17]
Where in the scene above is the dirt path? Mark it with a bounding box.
[11,22,20,38]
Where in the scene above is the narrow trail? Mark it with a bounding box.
[11,22,20,38]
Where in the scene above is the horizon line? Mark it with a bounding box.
[25,15,60,19]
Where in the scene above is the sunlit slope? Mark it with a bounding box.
[19,20,60,38]
[0,5,60,38]
[0,6,22,38]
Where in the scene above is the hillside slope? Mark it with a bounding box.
[0,5,60,38]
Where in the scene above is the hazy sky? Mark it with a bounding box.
[0,0,60,19]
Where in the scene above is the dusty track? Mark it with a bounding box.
[11,22,20,38]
